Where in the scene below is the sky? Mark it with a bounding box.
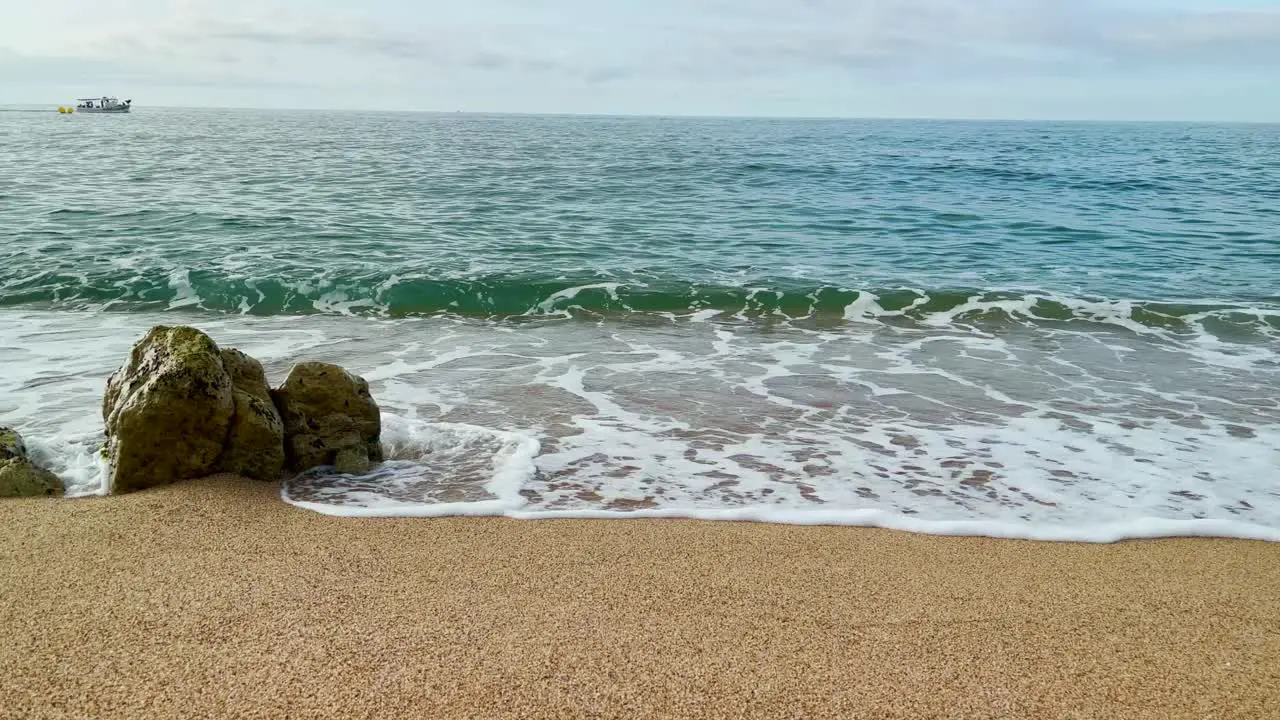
[2,0,1279,120]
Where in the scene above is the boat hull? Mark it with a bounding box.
[76,108,130,113]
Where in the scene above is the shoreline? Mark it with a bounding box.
[4,476,1279,719]
[283,490,1280,542]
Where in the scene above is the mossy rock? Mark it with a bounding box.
[103,326,235,493]
[0,459,63,497]
[216,389,285,480]
[272,362,382,472]
[220,348,272,403]
[0,427,63,497]
[0,427,25,461]
[214,347,285,480]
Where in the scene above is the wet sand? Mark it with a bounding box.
[2,475,1278,719]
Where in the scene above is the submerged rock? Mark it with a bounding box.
[271,362,383,473]
[216,349,285,480]
[103,326,235,493]
[0,427,64,497]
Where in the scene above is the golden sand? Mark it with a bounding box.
[2,476,1278,719]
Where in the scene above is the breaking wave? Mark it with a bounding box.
[2,269,1278,341]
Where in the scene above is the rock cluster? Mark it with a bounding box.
[0,427,63,497]
[102,326,382,494]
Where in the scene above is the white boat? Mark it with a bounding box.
[74,97,131,113]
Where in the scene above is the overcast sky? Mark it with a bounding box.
[2,0,1279,120]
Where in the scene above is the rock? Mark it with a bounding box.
[217,389,286,480]
[0,427,64,497]
[220,348,272,403]
[0,428,23,459]
[102,326,235,493]
[271,362,382,473]
[215,348,285,480]
[333,446,373,474]
[0,459,62,497]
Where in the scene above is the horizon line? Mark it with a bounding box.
[2,102,1278,125]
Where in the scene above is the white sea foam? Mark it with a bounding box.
[500,509,1280,543]
[311,290,378,316]
[2,308,1277,542]
[531,282,633,315]
[841,289,887,322]
[282,417,539,517]
[166,268,202,310]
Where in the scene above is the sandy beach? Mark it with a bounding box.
[1,476,1277,719]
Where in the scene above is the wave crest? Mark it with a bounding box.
[3,269,1278,340]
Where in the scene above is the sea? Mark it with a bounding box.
[1,108,1278,541]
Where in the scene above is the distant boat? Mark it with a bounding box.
[73,97,132,113]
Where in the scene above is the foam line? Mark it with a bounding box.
[278,497,1280,543]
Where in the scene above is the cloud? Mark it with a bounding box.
[35,1,1280,78]
[1087,9,1280,66]
[2,0,1279,117]
[699,1,1280,76]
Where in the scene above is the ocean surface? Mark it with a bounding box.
[2,108,1278,541]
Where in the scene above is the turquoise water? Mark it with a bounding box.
[1,109,1278,539]
[4,110,1279,319]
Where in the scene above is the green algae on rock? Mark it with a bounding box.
[0,427,64,497]
[0,428,21,458]
[103,326,236,493]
